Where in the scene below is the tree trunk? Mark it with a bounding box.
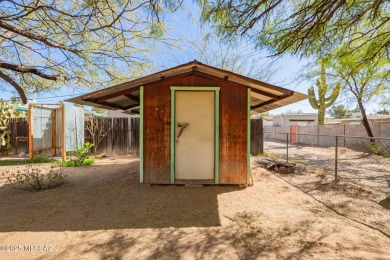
[357,100,374,140]
[93,135,97,155]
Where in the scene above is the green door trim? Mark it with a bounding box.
[140,86,144,183]
[170,86,220,184]
[247,88,251,185]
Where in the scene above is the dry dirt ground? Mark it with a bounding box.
[0,156,389,259]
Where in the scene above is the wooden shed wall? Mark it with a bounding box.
[143,73,248,184]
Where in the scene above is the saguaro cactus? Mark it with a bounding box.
[308,64,341,125]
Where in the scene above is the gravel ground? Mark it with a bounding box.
[0,156,389,259]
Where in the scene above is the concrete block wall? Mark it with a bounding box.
[264,126,276,139]
[296,126,318,146]
[318,125,344,147]
[264,122,390,149]
[343,124,380,148]
[344,124,380,137]
[379,123,390,149]
[380,122,390,138]
[275,126,290,141]
[319,125,345,135]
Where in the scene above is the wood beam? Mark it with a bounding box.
[82,86,140,103]
[96,101,126,110]
[130,109,140,115]
[91,99,140,111]
[95,86,140,103]
[250,87,282,100]
[125,93,139,102]
[251,99,277,110]
[123,103,140,110]
[250,94,292,110]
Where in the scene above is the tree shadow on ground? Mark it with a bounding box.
[0,160,241,232]
[37,212,341,260]
[379,197,390,210]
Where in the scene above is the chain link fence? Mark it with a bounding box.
[263,132,390,189]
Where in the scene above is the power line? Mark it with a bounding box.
[1,92,88,103]
[32,93,88,100]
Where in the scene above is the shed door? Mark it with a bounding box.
[175,91,215,179]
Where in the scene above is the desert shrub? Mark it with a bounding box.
[65,142,94,167]
[59,158,95,167]
[315,167,326,178]
[365,142,390,157]
[5,164,66,191]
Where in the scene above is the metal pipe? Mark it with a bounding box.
[335,136,338,180]
[286,133,289,163]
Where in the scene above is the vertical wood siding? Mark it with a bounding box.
[219,81,248,184]
[143,81,171,183]
[143,74,248,184]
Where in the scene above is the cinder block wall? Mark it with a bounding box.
[296,126,317,145]
[380,122,390,137]
[275,126,290,141]
[264,122,390,149]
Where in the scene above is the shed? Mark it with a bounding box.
[68,61,307,185]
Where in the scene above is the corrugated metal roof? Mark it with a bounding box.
[66,61,307,114]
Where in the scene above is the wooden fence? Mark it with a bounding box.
[250,119,263,155]
[7,117,262,156]
[7,118,29,154]
[84,117,140,155]
[7,117,140,155]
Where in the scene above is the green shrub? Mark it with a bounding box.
[30,156,55,164]
[5,164,66,191]
[65,142,94,167]
[365,142,390,157]
[59,158,95,167]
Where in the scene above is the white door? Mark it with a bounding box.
[175,91,215,179]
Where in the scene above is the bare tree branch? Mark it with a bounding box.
[0,1,182,101]
[0,70,27,104]
[0,20,82,54]
[0,62,60,81]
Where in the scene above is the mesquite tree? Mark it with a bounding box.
[0,0,181,103]
[199,0,389,64]
[327,44,389,138]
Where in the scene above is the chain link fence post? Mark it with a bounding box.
[335,135,338,180]
[286,133,289,163]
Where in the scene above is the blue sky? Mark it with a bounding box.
[3,2,377,115]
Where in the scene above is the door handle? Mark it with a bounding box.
[177,122,189,138]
